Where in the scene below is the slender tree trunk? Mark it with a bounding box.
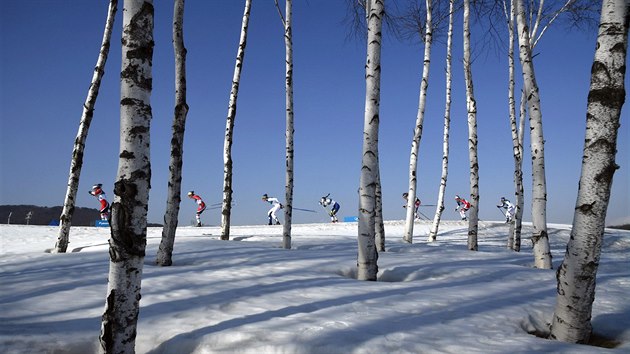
[463,0,479,251]
[505,0,524,251]
[99,1,153,352]
[404,0,433,244]
[550,0,628,342]
[357,0,383,281]
[55,0,117,254]
[514,88,527,252]
[221,0,252,241]
[156,0,188,267]
[515,0,552,268]
[429,0,454,242]
[276,0,295,250]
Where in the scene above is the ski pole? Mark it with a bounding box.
[293,207,317,213]
[419,211,431,220]
[496,205,506,216]
[209,201,236,207]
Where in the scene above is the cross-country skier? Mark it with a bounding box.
[319,194,340,223]
[497,196,516,223]
[262,194,282,225]
[454,195,471,221]
[402,192,421,220]
[187,191,206,227]
[89,184,109,220]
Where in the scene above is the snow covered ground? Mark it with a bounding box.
[0,220,628,354]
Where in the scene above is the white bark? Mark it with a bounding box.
[515,0,552,268]
[221,0,252,241]
[156,0,188,267]
[550,0,628,343]
[357,0,383,281]
[504,0,524,251]
[404,0,433,244]
[429,0,454,243]
[99,1,153,352]
[273,0,295,250]
[515,88,527,252]
[463,0,479,251]
[55,0,117,253]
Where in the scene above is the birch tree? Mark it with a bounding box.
[503,0,524,251]
[429,0,455,242]
[345,1,387,247]
[550,0,628,343]
[404,0,433,244]
[357,0,384,281]
[503,0,597,252]
[274,0,295,250]
[515,0,552,268]
[99,1,153,352]
[156,0,188,267]
[221,0,252,241]
[463,0,479,251]
[54,0,117,254]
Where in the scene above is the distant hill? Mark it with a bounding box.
[1,205,163,227]
[1,205,100,226]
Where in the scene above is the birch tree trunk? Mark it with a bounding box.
[515,0,552,268]
[99,1,153,352]
[429,0,454,243]
[357,0,383,281]
[505,0,524,251]
[221,0,252,241]
[404,0,433,244]
[550,0,628,343]
[514,89,527,252]
[156,0,188,267]
[277,0,295,250]
[55,0,117,254]
[463,0,479,251]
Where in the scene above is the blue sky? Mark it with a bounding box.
[1,0,627,227]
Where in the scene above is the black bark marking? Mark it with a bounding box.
[120,150,135,159]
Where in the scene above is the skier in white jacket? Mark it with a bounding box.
[319,194,340,223]
[262,194,282,225]
[497,197,516,223]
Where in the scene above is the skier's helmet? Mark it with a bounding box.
[402,192,409,198]
[500,196,506,202]
[187,191,194,196]
[455,195,460,200]
[262,194,268,200]
[92,184,102,191]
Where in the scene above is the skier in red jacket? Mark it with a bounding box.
[89,184,109,220]
[187,191,206,227]
[454,195,471,221]
[402,192,421,220]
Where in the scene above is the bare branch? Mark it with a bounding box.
[274,0,286,27]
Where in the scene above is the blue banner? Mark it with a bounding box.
[95,220,110,227]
